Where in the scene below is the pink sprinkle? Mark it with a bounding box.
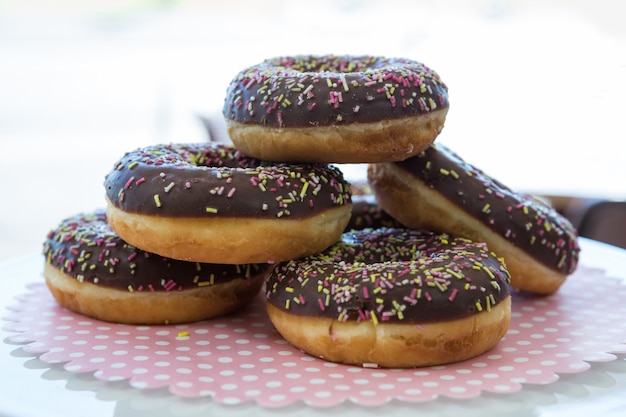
[127,252,137,261]
[124,176,135,189]
[227,188,236,198]
[448,288,458,302]
[362,286,370,299]
[135,177,146,186]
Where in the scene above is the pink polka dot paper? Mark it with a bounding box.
[3,265,626,407]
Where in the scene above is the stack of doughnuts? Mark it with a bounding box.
[44,142,353,325]
[42,54,580,369]
[223,54,579,367]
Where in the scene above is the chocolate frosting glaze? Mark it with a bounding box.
[43,210,269,291]
[266,228,511,323]
[223,55,449,128]
[104,143,352,218]
[394,144,580,275]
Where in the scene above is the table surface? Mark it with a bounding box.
[0,237,625,417]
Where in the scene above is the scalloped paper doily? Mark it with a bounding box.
[3,265,626,407]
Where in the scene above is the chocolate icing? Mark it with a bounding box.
[223,55,449,128]
[43,210,269,291]
[394,144,580,274]
[104,143,352,218]
[266,228,511,323]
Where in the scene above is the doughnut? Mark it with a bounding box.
[344,180,403,231]
[43,210,269,325]
[345,195,403,232]
[223,54,449,163]
[368,143,581,295]
[266,228,512,368]
[104,143,352,264]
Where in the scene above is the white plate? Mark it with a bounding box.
[0,238,625,417]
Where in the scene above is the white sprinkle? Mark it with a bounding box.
[164,182,175,193]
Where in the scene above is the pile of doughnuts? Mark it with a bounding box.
[44,142,352,325]
[43,54,580,369]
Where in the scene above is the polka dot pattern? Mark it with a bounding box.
[3,266,626,407]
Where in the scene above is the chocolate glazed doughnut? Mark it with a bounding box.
[223,55,449,163]
[43,210,269,324]
[368,143,581,295]
[104,143,352,264]
[266,228,512,368]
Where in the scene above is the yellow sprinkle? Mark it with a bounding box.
[127,285,134,293]
[483,266,495,279]
[439,168,450,175]
[205,207,218,214]
[285,286,294,293]
[446,268,463,279]
[300,181,309,199]
[177,331,190,338]
[475,301,483,312]
[371,311,379,325]
[154,194,162,208]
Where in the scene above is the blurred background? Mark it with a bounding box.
[1,0,625,262]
